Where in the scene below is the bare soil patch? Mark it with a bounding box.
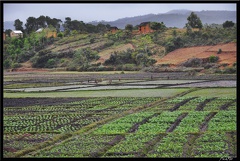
[156,43,236,66]
[3,98,87,107]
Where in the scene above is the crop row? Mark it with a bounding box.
[136,111,183,134]
[208,111,236,131]
[93,111,156,135]
[105,133,157,155]
[147,132,188,157]
[32,134,116,157]
[174,111,210,133]
[192,132,230,157]
[203,97,236,111]
[3,133,56,157]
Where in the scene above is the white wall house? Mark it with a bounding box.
[10,30,23,38]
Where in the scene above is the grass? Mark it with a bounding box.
[184,88,236,97]
[3,88,189,98]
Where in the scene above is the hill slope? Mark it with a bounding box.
[156,42,236,66]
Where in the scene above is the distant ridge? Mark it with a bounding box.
[4,10,236,30]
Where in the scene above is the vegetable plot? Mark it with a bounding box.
[3,95,236,158]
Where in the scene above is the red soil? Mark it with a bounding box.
[156,42,236,66]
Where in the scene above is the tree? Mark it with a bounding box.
[14,19,24,31]
[222,21,235,28]
[25,17,37,34]
[186,12,203,29]
[36,15,47,29]
[125,24,133,31]
[150,22,166,31]
[5,29,12,37]
[63,17,72,31]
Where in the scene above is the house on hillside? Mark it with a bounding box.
[3,31,6,41]
[109,26,119,34]
[36,28,57,38]
[138,22,153,34]
[10,30,23,38]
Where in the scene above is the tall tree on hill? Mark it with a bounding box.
[63,17,72,31]
[14,19,24,31]
[36,15,47,29]
[25,17,37,34]
[222,20,235,28]
[150,22,166,31]
[125,24,133,31]
[186,12,203,29]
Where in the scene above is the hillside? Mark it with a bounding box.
[3,22,236,73]
[156,42,236,66]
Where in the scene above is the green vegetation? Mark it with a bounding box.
[184,88,236,97]
[3,94,236,158]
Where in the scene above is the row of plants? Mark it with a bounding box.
[147,132,188,157]
[136,111,183,134]
[106,133,156,155]
[33,134,116,157]
[203,97,236,111]
[208,111,236,132]
[174,111,210,133]
[192,132,230,157]
[93,111,156,135]
[178,97,209,111]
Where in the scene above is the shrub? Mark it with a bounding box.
[181,58,203,67]
[57,32,64,38]
[217,48,222,54]
[222,67,236,74]
[12,63,22,68]
[209,55,219,63]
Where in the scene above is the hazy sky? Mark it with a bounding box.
[3,3,236,23]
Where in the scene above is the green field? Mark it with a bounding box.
[3,71,237,158]
[3,87,237,158]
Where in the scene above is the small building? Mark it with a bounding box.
[36,28,57,38]
[3,31,6,41]
[10,30,23,38]
[109,26,119,34]
[138,22,153,34]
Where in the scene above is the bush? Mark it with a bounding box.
[66,66,77,71]
[12,63,22,68]
[222,67,236,74]
[181,58,203,67]
[57,32,64,38]
[217,48,222,54]
[209,55,219,63]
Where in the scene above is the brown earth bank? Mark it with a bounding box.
[3,98,88,107]
[156,42,236,66]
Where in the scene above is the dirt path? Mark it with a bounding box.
[195,97,217,111]
[199,112,217,132]
[166,113,188,132]
[170,97,197,112]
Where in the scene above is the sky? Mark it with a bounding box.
[3,3,236,23]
